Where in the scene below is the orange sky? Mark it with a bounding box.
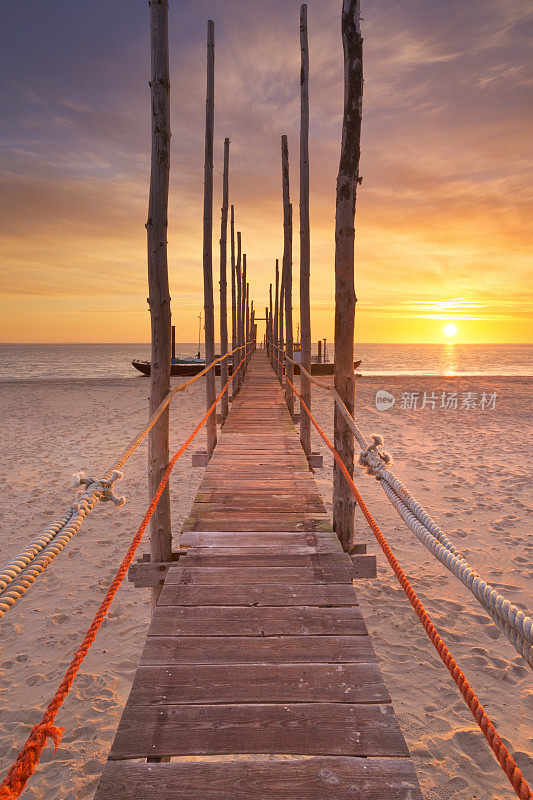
[0,0,531,344]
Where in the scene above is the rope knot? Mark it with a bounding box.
[71,470,125,508]
[358,434,393,480]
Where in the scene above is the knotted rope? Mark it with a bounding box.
[284,370,531,800]
[0,341,254,618]
[0,354,246,799]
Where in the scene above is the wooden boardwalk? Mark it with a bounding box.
[95,350,422,799]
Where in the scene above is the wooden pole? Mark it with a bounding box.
[333,0,363,553]
[265,306,270,356]
[281,135,294,417]
[279,276,285,384]
[219,137,230,424]
[274,259,279,377]
[241,253,247,379]
[235,231,242,394]
[171,325,175,360]
[147,0,172,610]
[299,3,312,457]
[269,283,273,367]
[318,339,322,363]
[230,205,237,356]
[246,281,250,366]
[202,20,217,458]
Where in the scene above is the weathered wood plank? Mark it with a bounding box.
[182,516,333,532]
[179,531,340,548]
[108,703,410,759]
[126,662,388,705]
[179,552,353,568]
[166,565,354,585]
[139,635,377,666]
[95,757,423,800]
[159,583,358,607]
[147,604,365,636]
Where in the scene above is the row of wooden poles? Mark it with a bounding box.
[145,1,363,607]
[262,1,363,557]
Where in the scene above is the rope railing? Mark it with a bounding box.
[0,341,255,618]
[282,369,531,800]
[0,353,249,800]
[271,344,533,667]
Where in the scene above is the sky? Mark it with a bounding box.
[0,0,531,344]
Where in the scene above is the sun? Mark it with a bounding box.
[443,323,458,338]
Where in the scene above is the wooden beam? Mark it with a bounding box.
[219,137,230,424]
[235,231,242,393]
[299,3,312,458]
[333,0,363,552]
[274,259,280,378]
[241,252,247,380]
[230,205,237,355]
[279,273,285,384]
[147,0,172,609]
[269,282,273,367]
[246,281,250,366]
[281,135,294,417]
[203,19,217,459]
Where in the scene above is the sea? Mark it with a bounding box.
[0,342,530,381]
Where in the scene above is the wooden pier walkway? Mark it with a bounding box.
[95,350,422,799]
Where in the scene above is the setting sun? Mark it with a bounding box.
[443,323,458,338]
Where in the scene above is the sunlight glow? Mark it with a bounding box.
[443,323,458,338]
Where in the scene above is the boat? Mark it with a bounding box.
[290,338,361,375]
[132,315,237,377]
[292,359,362,376]
[132,357,234,377]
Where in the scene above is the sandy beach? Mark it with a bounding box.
[0,371,531,799]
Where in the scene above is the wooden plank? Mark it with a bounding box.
[139,635,377,666]
[127,662,388,705]
[108,703,410,759]
[179,531,340,548]
[159,583,358,607]
[95,756,423,800]
[166,565,354,585]
[147,604,366,636]
[182,516,333,532]
[179,552,352,568]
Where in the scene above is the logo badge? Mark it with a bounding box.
[375,390,395,411]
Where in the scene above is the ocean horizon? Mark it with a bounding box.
[0,342,531,381]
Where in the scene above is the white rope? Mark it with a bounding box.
[279,348,533,666]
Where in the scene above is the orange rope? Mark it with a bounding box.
[284,370,531,800]
[0,355,246,800]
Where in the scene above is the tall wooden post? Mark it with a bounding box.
[202,20,217,458]
[265,307,270,356]
[281,135,294,416]
[235,231,242,394]
[269,283,273,367]
[333,0,363,553]
[274,260,279,377]
[241,253,247,379]
[246,282,250,366]
[279,277,285,384]
[147,0,172,610]
[219,137,230,424]
[251,301,255,354]
[230,205,237,356]
[299,3,312,457]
